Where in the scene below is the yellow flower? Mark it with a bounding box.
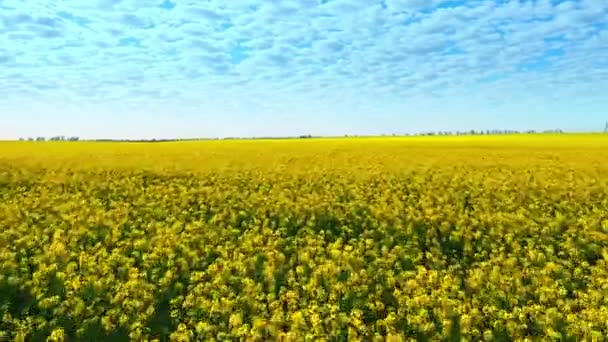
[47,328,64,342]
[229,313,243,329]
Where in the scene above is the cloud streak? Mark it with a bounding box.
[0,0,607,138]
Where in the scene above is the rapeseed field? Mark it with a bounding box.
[1,134,608,341]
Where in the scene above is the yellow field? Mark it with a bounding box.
[2,134,608,171]
[1,134,608,340]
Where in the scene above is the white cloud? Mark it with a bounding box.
[0,0,607,138]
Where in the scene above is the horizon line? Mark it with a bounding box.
[4,129,608,142]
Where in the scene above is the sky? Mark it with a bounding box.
[1,0,607,139]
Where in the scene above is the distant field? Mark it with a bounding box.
[2,133,607,171]
[1,134,608,340]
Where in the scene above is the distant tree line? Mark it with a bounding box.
[405,129,564,136]
[19,136,80,142]
[16,129,571,142]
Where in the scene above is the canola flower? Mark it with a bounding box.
[0,134,608,341]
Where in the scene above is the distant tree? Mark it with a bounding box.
[68,136,79,141]
[27,137,34,141]
[36,137,46,142]
[18,137,24,141]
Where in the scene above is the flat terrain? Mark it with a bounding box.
[1,134,608,340]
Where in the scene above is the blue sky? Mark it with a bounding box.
[1,0,607,139]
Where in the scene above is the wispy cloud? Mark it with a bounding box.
[1,0,607,138]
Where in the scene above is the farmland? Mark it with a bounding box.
[1,134,608,341]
